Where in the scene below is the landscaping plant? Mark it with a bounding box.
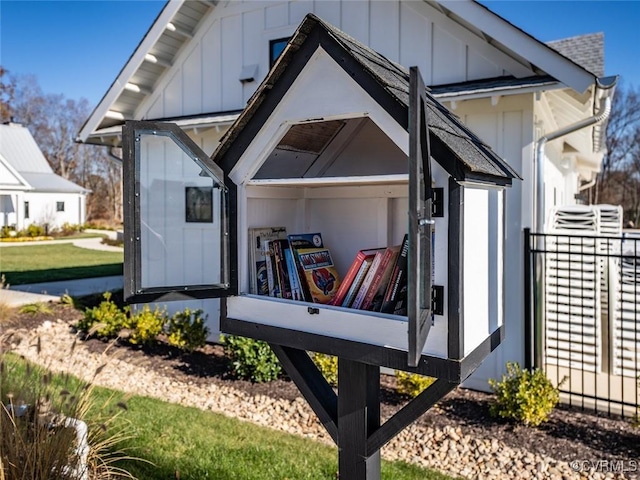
[311,352,338,387]
[0,334,138,479]
[395,371,436,398]
[488,362,562,427]
[165,308,209,352]
[220,335,282,382]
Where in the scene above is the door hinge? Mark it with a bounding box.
[432,187,444,217]
[432,285,444,316]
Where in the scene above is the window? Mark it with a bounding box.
[56,201,65,212]
[269,38,289,67]
[24,201,29,219]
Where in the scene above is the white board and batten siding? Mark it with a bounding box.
[136,0,534,124]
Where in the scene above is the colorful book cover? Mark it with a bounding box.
[330,248,384,306]
[351,250,384,310]
[248,226,287,295]
[272,239,292,300]
[284,247,303,301]
[380,234,409,315]
[362,244,401,311]
[297,247,340,304]
[287,233,324,301]
[341,258,374,308]
[263,239,281,298]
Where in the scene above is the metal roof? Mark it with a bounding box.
[212,14,520,184]
[20,173,89,194]
[0,123,87,194]
[0,123,53,174]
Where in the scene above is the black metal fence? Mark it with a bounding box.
[525,229,639,417]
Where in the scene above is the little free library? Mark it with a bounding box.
[123,14,518,479]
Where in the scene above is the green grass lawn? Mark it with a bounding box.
[1,355,455,480]
[0,243,123,285]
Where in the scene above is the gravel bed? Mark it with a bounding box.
[7,319,637,480]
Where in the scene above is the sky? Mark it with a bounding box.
[1,0,639,109]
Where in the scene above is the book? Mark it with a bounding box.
[272,239,293,299]
[284,247,303,301]
[380,234,409,315]
[296,247,340,304]
[341,258,374,308]
[351,250,385,310]
[263,239,281,298]
[330,248,384,306]
[248,227,287,295]
[287,233,324,301]
[362,244,401,311]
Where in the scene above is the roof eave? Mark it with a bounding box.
[77,1,182,144]
[440,1,597,94]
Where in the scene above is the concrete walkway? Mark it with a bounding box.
[1,231,124,306]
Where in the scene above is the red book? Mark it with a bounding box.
[361,244,401,311]
[330,248,383,306]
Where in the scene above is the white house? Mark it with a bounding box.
[77,0,616,389]
[1,122,88,231]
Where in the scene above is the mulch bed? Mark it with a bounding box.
[4,303,639,468]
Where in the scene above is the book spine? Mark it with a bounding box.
[273,240,292,299]
[361,247,395,310]
[288,237,323,302]
[263,240,279,298]
[330,251,366,306]
[380,235,409,314]
[351,252,383,310]
[284,247,303,301]
[341,260,371,307]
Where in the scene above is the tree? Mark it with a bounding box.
[592,83,640,226]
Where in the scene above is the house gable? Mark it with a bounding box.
[0,154,31,191]
[78,0,598,147]
[212,14,518,187]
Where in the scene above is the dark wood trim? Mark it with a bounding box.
[366,378,456,454]
[447,178,464,359]
[122,121,137,302]
[121,120,236,305]
[459,326,505,380]
[218,28,323,174]
[337,358,381,479]
[222,317,464,382]
[320,29,408,131]
[269,345,338,444]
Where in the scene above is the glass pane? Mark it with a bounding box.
[137,132,225,290]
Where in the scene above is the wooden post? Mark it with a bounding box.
[337,358,381,480]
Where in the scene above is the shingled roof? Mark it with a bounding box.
[547,32,604,78]
[211,14,520,185]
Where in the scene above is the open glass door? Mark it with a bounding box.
[407,66,433,367]
[122,121,235,304]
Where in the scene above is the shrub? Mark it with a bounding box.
[77,292,129,339]
[220,335,282,382]
[126,305,165,345]
[24,223,46,238]
[59,223,84,237]
[488,362,562,427]
[395,371,436,398]
[165,308,209,352]
[312,353,338,387]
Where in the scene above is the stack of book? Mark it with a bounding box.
[330,234,408,315]
[248,227,408,315]
[248,228,340,304]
